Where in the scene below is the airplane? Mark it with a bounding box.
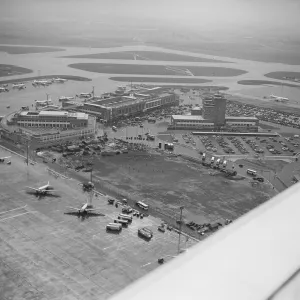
[35,100,53,106]
[77,93,92,98]
[32,80,52,86]
[59,96,74,101]
[0,87,9,92]
[25,182,57,195]
[53,78,67,83]
[12,83,26,89]
[65,203,104,216]
[0,156,11,163]
[269,94,289,101]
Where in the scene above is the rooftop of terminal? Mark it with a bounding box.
[18,110,88,120]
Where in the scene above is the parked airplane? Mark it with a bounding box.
[0,87,9,92]
[12,83,26,89]
[35,100,53,106]
[25,182,56,195]
[270,94,289,101]
[77,93,92,98]
[53,78,67,83]
[65,203,104,216]
[32,80,52,86]
[0,156,11,163]
[59,96,74,101]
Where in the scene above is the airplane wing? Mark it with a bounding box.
[26,186,40,192]
[45,190,57,192]
[67,206,81,211]
[1,156,11,159]
[86,208,102,212]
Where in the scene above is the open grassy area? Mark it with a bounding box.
[0,75,91,85]
[0,64,32,77]
[68,63,247,77]
[110,76,212,84]
[0,148,197,299]
[61,151,276,227]
[0,45,65,54]
[237,79,300,88]
[63,51,228,63]
[265,71,300,80]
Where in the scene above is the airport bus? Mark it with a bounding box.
[114,219,129,226]
[106,223,122,231]
[136,201,149,210]
[118,213,133,222]
[247,169,257,176]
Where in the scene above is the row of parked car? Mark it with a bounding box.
[199,136,218,152]
[226,101,300,129]
[228,137,250,154]
[186,219,233,235]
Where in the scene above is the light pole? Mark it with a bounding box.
[177,205,184,255]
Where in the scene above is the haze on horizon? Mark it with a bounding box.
[1,0,300,36]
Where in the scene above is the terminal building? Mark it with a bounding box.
[1,110,96,145]
[8,111,89,129]
[73,89,179,122]
[169,94,259,132]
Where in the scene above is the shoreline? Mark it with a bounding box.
[0,75,92,84]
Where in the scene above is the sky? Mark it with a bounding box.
[1,0,300,35]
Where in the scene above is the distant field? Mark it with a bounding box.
[264,71,300,80]
[0,45,65,54]
[63,51,228,63]
[0,64,32,77]
[69,63,247,77]
[109,76,212,84]
[238,79,300,88]
[0,75,91,84]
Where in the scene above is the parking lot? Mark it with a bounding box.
[226,100,300,128]
[0,149,197,300]
[176,133,300,157]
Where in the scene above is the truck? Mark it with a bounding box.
[216,158,221,166]
[223,160,227,168]
[202,153,206,161]
[211,156,215,164]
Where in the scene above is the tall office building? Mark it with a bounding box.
[202,94,226,126]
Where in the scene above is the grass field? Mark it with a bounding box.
[61,151,276,227]
[237,79,300,88]
[0,148,197,300]
[0,45,65,54]
[63,51,228,63]
[109,76,212,84]
[68,63,247,77]
[265,71,300,80]
[0,64,32,77]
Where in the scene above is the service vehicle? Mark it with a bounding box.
[106,223,122,231]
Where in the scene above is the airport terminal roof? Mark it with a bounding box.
[172,115,204,121]
[225,116,258,120]
[19,111,88,119]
